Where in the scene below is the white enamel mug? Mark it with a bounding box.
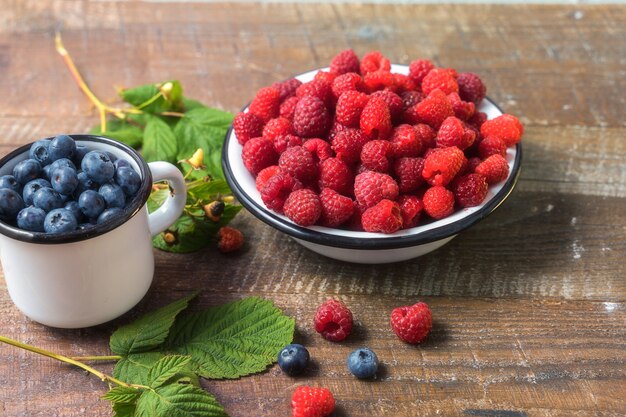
[0,135,186,328]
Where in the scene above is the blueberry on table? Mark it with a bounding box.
[44,208,77,234]
[29,139,51,166]
[74,171,99,197]
[0,189,25,221]
[115,166,141,196]
[347,347,379,379]
[48,134,76,162]
[0,175,22,193]
[16,206,46,232]
[277,343,310,376]
[99,183,126,208]
[33,187,65,212]
[97,207,123,225]
[81,151,115,184]
[50,166,79,196]
[78,190,106,219]
[22,179,52,206]
[64,201,84,223]
[12,159,42,185]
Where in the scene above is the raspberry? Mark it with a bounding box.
[390,124,422,158]
[233,112,264,145]
[261,173,302,212]
[393,73,417,93]
[401,105,422,125]
[331,128,369,164]
[415,89,454,129]
[318,157,353,195]
[422,146,466,186]
[331,72,365,99]
[296,79,333,108]
[279,146,318,182]
[354,171,399,209]
[263,117,294,142]
[362,199,403,234]
[335,90,369,127]
[421,68,459,95]
[314,70,337,85]
[415,123,436,149]
[371,90,403,123]
[274,134,303,154]
[248,86,281,122]
[475,154,509,184]
[360,51,391,75]
[291,386,335,417]
[408,59,435,86]
[242,137,278,175]
[480,114,523,146]
[393,157,425,193]
[478,136,507,159]
[272,78,303,101]
[466,156,482,174]
[346,205,365,231]
[453,173,488,207]
[255,165,281,192]
[390,302,432,344]
[423,186,455,219]
[319,188,354,227]
[468,111,488,129]
[397,194,423,229]
[293,96,331,138]
[457,72,487,104]
[314,299,353,342]
[363,70,395,93]
[447,92,475,121]
[436,116,476,150]
[303,138,333,162]
[400,90,424,111]
[284,189,322,226]
[360,140,393,173]
[360,97,392,140]
[330,49,360,75]
[217,226,244,253]
[279,96,300,120]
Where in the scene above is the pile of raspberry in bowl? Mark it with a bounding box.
[232,50,523,234]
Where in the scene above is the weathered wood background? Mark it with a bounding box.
[0,2,625,416]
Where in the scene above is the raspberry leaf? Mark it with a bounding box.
[89,119,143,148]
[101,386,142,404]
[113,351,166,385]
[134,382,227,417]
[112,402,136,417]
[120,81,183,113]
[147,355,193,389]
[143,117,178,164]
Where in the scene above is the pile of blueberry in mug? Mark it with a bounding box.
[0,135,142,234]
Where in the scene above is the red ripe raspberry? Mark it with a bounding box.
[390,302,432,344]
[402,105,422,125]
[478,136,507,159]
[319,157,353,196]
[283,189,322,226]
[314,299,353,341]
[363,70,396,93]
[233,112,264,145]
[415,123,436,149]
[422,68,459,96]
[217,226,244,253]
[330,49,361,75]
[362,199,403,234]
[393,73,417,93]
[346,204,365,231]
[447,92,475,121]
[408,59,435,86]
[263,117,294,142]
[303,138,333,162]
[457,72,487,104]
[436,116,476,150]
[293,96,331,138]
[397,194,423,229]
[415,89,454,129]
[319,188,354,227]
[248,86,281,122]
[480,114,524,146]
[272,78,303,101]
[468,111,488,129]
[466,157,482,174]
[453,173,488,207]
[261,173,302,212]
[314,70,337,85]
[361,140,393,173]
[242,137,278,175]
[335,90,369,128]
[331,128,369,164]
[291,386,335,417]
[274,134,303,154]
[331,72,365,99]
[296,79,333,108]
[393,157,425,193]
[422,146,466,186]
[360,97,392,140]
[475,154,509,184]
[371,90,403,123]
[279,96,300,120]
[279,146,318,182]
[255,165,281,192]
[423,186,455,219]
[391,124,422,158]
[354,171,399,209]
[400,90,424,110]
[360,51,391,75]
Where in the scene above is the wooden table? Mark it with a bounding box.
[0,2,625,416]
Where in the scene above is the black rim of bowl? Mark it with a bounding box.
[0,134,153,244]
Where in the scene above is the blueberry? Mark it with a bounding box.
[33,187,65,212]
[16,206,46,232]
[48,134,76,162]
[13,159,42,185]
[29,140,51,166]
[0,175,22,193]
[42,164,52,181]
[73,145,90,167]
[44,208,77,234]
[347,348,379,379]
[74,171,99,197]
[99,183,126,208]
[106,152,118,162]
[277,344,310,376]
[50,166,79,196]
[114,159,132,171]
[97,207,123,224]
[78,190,106,218]
[0,189,25,221]
[81,151,114,184]
[115,166,141,196]
[64,201,84,223]
[22,178,52,206]
[49,158,77,172]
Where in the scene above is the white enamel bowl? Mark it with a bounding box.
[222,65,521,264]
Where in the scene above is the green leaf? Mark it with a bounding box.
[147,355,192,388]
[90,119,144,148]
[182,98,207,112]
[147,188,171,213]
[102,386,142,404]
[113,352,166,385]
[112,402,136,417]
[135,383,228,417]
[143,116,178,163]
[110,293,197,356]
[120,80,183,113]
[164,297,295,379]
[187,179,232,202]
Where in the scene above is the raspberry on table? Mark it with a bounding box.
[296,79,333,108]
[436,116,476,150]
[255,165,281,192]
[422,146,466,186]
[390,302,432,344]
[314,70,337,86]
[478,136,507,159]
[261,173,302,212]
[248,86,281,122]
[335,90,370,128]
[371,89,403,123]
[330,49,361,75]
[421,68,459,95]
[272,78,303,101]
[360,96,392,140]
[391,124,422,158]
[331,72,365,99]
[303,138,333,162]
[408,59,435,86]
[274,134,303,154]
[217,226,244,253]
[319,157,353,196]
[415,89,454,129]
[354,171,399,209]
[291,386,335,417]
[319,188,354,227]
[423,186,455,219]
[475,154,510,184]
[360,140,393,173]
[360,50,391,75]
[393,157,425,193]
[279,146,318,183]
[363,70,396,93]
[283,189,322,226]
[415,123,436,149]
[263,117,294,142]
[457,72,487,104]
[314,299,353,342]
[233,112,264,145]
[242,137,278,175]
[331,128,370,164]
[480,114,524,146]
[453,173,488,207]
[362,199,403,233]
[279,96,300,120]
[397,194,423,229]
[447,92,476,121]
[293,96,331,138]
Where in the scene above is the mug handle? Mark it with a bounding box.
[147,162,187,236]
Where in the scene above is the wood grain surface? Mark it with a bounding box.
[0,2,625,416]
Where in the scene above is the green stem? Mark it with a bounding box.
[135,91,163,110]
[69,355,123,362]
